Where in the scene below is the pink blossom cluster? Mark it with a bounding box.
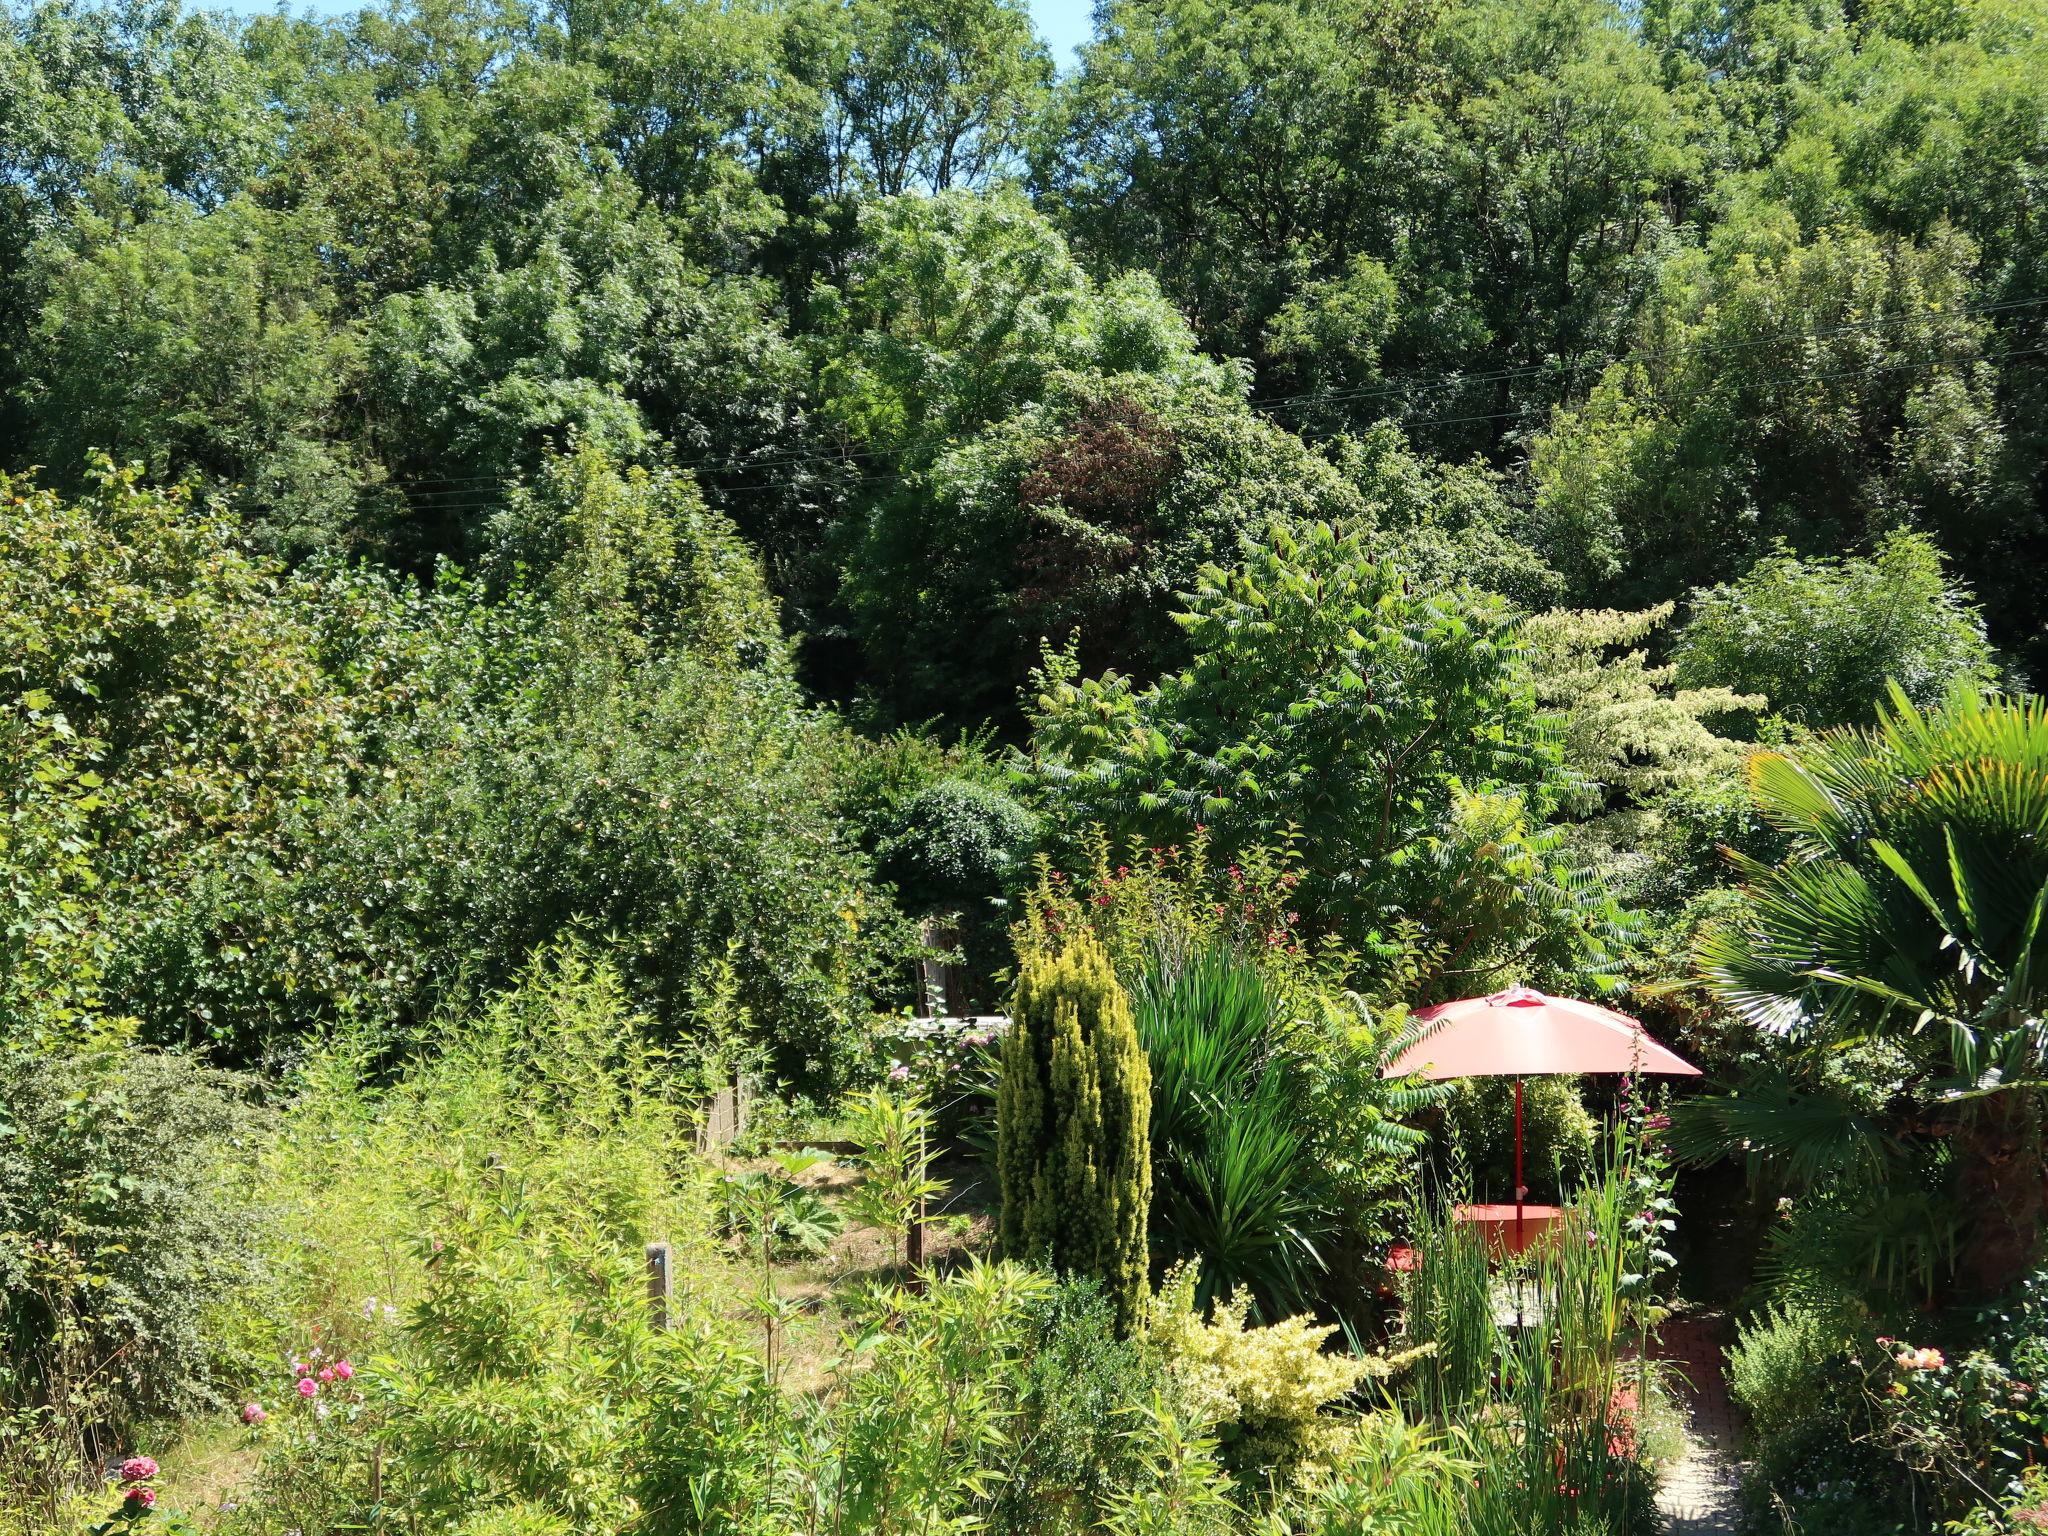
[289,1350,356,1397]
[117,1453,159,1508]
[1877,1336,1947,1371]
[241,1345,359,1428]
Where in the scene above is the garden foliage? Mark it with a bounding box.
[6,0,2048,1527]
[999,930,1152,1329]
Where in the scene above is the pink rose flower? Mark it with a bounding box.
[333,1359,354,1381]
[120,1456,159,1483]
[241,1402,267,1425]
[317,1367,335,1383]
[296,1377,319,1398]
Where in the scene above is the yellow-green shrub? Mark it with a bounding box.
[1144,1264,1379,1482]
[999,931,1152,1329]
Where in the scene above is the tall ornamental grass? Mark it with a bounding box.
[1398,1106,1675,1536]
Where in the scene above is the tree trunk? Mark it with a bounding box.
[1954,1089,2047,1297]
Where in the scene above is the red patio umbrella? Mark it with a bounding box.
[1382,985,1701,1250]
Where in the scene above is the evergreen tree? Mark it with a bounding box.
[997,931,1151,1329]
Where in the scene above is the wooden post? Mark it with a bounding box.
[646,1241,673,1331]
[906,1197,926,1275]
[697,1086,736,1152]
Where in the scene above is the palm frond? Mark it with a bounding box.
[1669,1080,1896,1188]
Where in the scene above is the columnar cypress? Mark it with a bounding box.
[997,931,1152,1329]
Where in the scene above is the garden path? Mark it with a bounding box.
[1654,1312,1745,1536]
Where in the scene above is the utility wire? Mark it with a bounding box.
[382,304,2048,511]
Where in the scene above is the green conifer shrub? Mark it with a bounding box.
[998,932,1152,1329]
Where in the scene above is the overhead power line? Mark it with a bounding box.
[380,298,2048,514]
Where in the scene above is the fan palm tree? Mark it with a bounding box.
[1696,683,2048,1296]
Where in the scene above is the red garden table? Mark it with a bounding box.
[1452,1202,1567,1257]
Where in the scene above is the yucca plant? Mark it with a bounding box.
[1131,942,1334,1318]
[1694,683,2048,1296]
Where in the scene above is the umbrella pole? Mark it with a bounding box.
[1514,1076,1526,1251]
[1513,1076,1527,1330]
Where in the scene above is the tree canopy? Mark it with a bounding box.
[3,0,2044,1067]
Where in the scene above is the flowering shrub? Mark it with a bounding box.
[0,1045,267,1502]
[1947,1466,2048,1534]
[84,1452,196,1534]
[223,1336,384,1536]
[1018,829,1330,989]
[871,1013,1006,1150]
[1870,1329,2043,1515]
[1732,1270,2048,1533]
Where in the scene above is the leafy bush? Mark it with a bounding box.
[1145,1263,1379,1485]
[879,778,1039,918]
[1948,1466,2048,1535]
[716,1151,845,1261]
[0,1045,267,1501]
[879,776,1038,1010]
[220,945,721,1532]
[1273,1408,1475,1535]
[1673,531,1997,730]
[991,1279,1172,1531]
[1441,1073,1598,1206]
[253,943,714,1381]
[1727,1302,1853,1446]
[0,462,354,1051]
[1022,522,1623,996]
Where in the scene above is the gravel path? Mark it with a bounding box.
[1654,1314,1746,1536]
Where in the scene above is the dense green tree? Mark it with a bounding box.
[0,448,905,1078]
[1672,530,1998,729]
[2,0,269,447]
[809,188,1221,461]
[844,370,1368,723]
[23,198,369,555]
[549,0,791,241]
[1041,0,1698,455]
[999,930,1152,1329]
[814,189,1368,719]
[0,460,355,1047]
[1531,216,2006,606]
[1036,0,1432,362]
[188,446,904,1077]
[1338,423,1564,610]
[1022,523,1623,994]
[824,0,1051,197]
